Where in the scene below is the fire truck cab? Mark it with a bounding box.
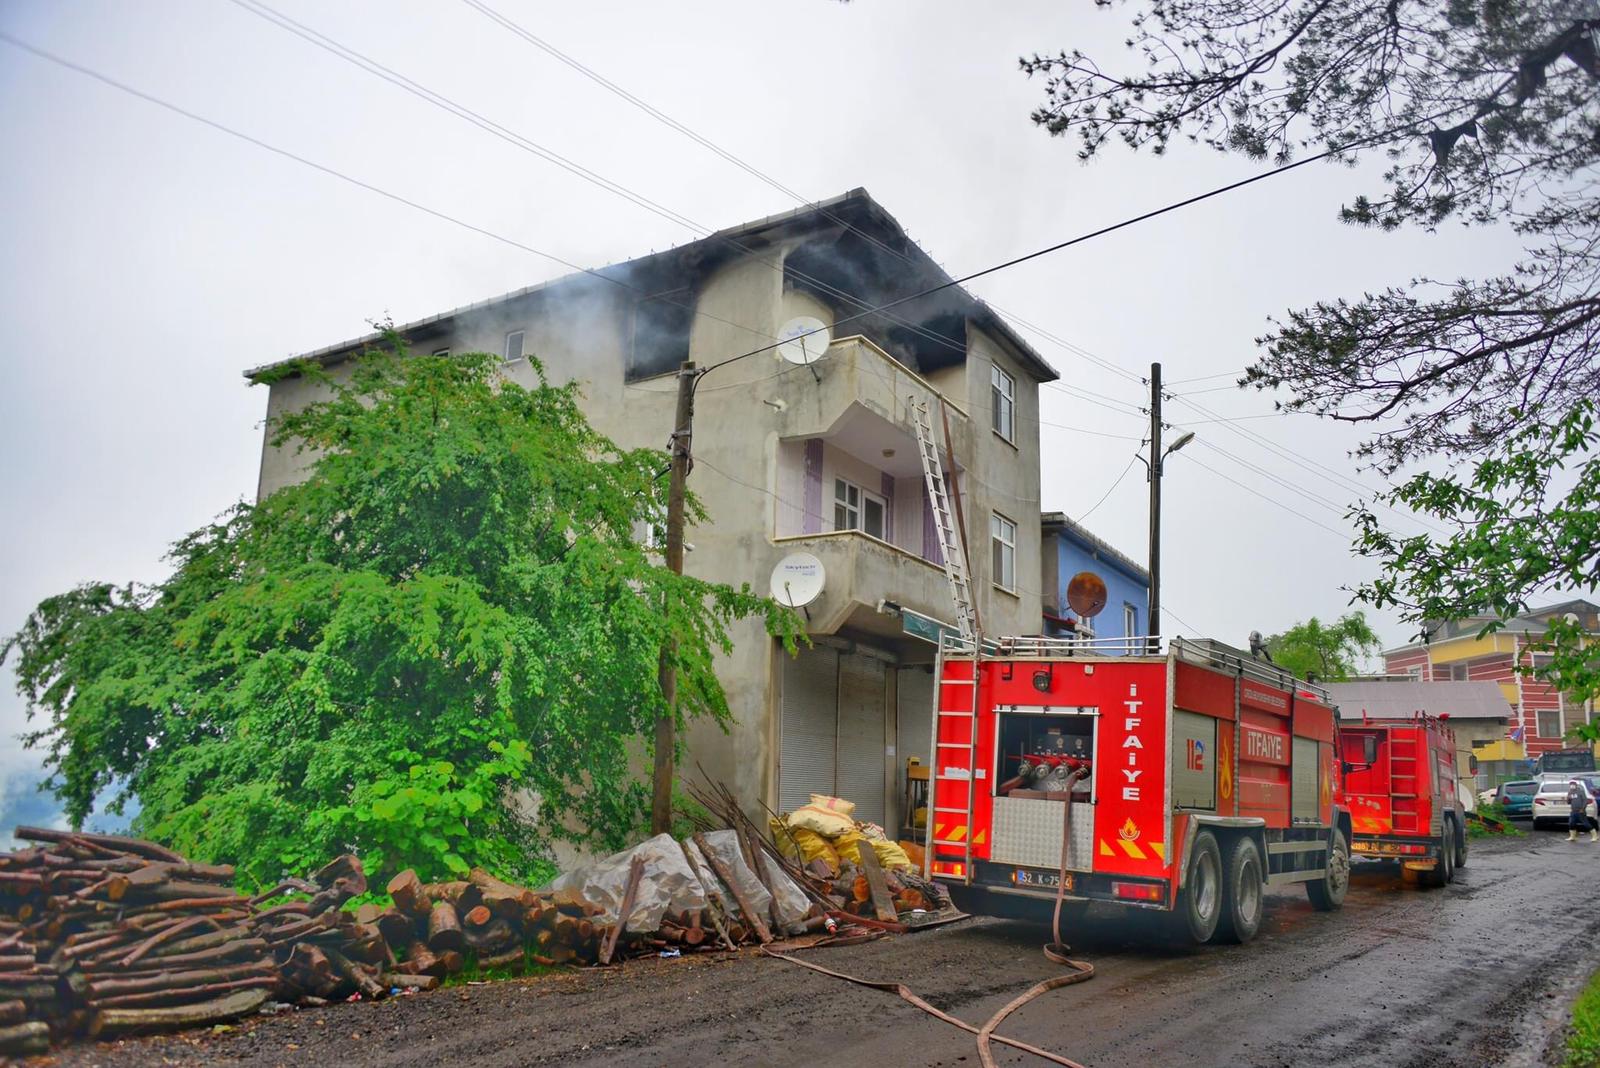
[926,635,1352,944]
[1337,713,1468,886]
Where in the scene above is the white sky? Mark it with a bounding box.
[0,1,1535,816]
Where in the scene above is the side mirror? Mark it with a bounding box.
[1363,736,1379,765]
[1468,755,1480,775]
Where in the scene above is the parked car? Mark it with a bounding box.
[1529,777,1598,829]
[1493,780,1537,819]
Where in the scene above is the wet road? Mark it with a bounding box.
[57,831,1600,1068]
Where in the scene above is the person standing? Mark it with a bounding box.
[1566,778,1593,842]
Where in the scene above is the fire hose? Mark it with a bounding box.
[762,766,1095,1068]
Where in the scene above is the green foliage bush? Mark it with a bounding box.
[4,342,797,887]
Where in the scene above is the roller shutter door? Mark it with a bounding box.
[779,647,838,815]
[836,653,887,827]
[896,666,935,774]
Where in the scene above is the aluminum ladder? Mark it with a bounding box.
[909,397,977,645]
[925,628,983,882]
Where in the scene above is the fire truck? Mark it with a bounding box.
[1336,713,1467,886]
[924,634,1351,944]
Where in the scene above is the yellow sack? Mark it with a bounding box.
[832,829,869,865]
[788,794,856,837]
[871,839,913,872]
[769,819,840,872]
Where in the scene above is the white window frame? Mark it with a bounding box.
[990,363,1016,444]
[833,478,886,540]
[1124,602,1138,637]
[431,348,451,358]
[991,511,1017,591]
[504,330,525,363]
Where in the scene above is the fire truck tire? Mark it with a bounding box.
[1174,830,1223,945]
[1455,819,1469,869]
[1424,822,1455,888]
[1217,837,1264,944]
[1306,829,1349,911]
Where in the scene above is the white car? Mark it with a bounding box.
[1529,776,1598,830]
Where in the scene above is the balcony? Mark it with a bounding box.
[762,335,973,459]
[769,529,955,644]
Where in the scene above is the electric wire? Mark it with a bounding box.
[1184,456,1350,538]
[1073,454,1141,524]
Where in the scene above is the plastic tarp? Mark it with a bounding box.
[546,833,707,933]
[688,830,812,929]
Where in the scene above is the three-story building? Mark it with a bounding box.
[248,189,1057,832]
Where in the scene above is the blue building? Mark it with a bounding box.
[1040,512,1150,644]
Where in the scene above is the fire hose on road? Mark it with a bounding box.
[763,766,1096,1067]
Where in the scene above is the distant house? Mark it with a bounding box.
[1039,512,1149,646]
[1380,599,1600,779]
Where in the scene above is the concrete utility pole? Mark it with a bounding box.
[1146,360,1193,653]
[652,361,697,835]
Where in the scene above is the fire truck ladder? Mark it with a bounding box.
[911,396,982,883]
[909,397,977,646]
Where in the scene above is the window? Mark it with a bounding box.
[1448,662,1469,681]
[990,363,1015,443]
[1124,603,1138,637]
[991,512,1017,590]
[431,348,450,358]
[833,479,885,539]
[504,330,525,363]
[1537,709,1561,739]
[1405,666,1423,680]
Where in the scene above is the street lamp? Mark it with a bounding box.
[1145,364,1194,652]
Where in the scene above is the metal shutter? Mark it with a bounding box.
[779,647,838,814]
[837,653,887,827]
[896,666,934,775]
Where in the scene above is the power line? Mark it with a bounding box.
[1166,370,1244,386]
[699,143,1344,378]
[1184,455,1351,538]
[1073,454,1141,525]
[459,0,1150,389]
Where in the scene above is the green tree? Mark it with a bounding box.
[3,343,797,886]
[1265,612,1383,682]
[1021,1,1600,702]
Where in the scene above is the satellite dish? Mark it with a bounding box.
[770,552,825,608]
[1066,571,1108,618]
[776,316,831,365]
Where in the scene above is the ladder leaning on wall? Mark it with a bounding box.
[910,396,982,883]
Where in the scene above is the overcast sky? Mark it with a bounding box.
[0,1,1534,826]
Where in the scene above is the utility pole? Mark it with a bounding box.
[1147,361,1163,654]
[652,360,697,835]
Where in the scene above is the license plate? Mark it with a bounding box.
[1013,868,1072,890]
[1353,841,1406,855]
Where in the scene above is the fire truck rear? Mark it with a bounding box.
[1337,713,1467,886]
[925,636,1352,944]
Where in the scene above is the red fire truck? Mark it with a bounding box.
[1336,713,1467,886]
[924,635,1351,944]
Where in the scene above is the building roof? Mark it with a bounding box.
[1324,680,1512,723]
[1383,597,1600,655]
[1040,512,1150,586]
[244,188,1060,384]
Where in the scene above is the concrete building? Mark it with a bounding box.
[1381,599,1600,778]
[247,189,1057,833]
[1039,512,1149,644]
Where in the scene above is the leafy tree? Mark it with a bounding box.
[3,343,797,887]
[1021,1,1599,700]
[1264,612,1383,682]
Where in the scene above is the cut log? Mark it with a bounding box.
[467,868,536,914]
[677,841,737,951]
[323,947,385,1000]
[0,1020,49,1055]
[13,827,184,863]
[396,941,443,978]
[355,903,383,926]
[311,854,366,897]
[87,975,277,1010]
[0,999,25,1025]
[117,914,210,967]
[387,870,427,916]
[476,947,526,972]
[463,905,494,929]
[89,986,271,1036]
[375,909,419,948]
[463,919,515,952]
[426,901,464,952]
[381,972,439,990]
[249,877,317,904]
[98,938,269,973]
[86,962,276,1000]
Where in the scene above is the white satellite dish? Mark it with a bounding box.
[776,316,831,365]
[769,552,825,608]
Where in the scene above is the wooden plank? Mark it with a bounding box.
[854,841,898,924]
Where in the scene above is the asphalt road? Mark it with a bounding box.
[51,829,1600,1068]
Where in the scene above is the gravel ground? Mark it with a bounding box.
[32,829,1600,1068]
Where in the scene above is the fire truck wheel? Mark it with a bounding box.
[1217,836,1264,944]
[1455,819,1469,869]
[1424,822,1455,888]
[1175,830,1223,944]
[1306,829,1349,911]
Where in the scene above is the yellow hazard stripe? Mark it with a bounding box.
[1118,839,1147,860]
[973,829,986,846]
[1151,843,1165,861]
[1099,839,1114,857]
